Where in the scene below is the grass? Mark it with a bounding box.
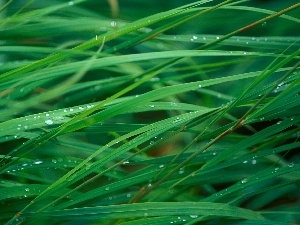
[0,0,300,224]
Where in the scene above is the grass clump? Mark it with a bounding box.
[0,0,299,224]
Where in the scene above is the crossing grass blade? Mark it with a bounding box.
[1,0,299,225]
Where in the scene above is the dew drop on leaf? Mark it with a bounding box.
[241,178,248,184]
[34,160,43,165]
[111,21,117,27]
[45,119,53,125]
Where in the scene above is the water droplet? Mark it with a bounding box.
[173,117,181,124]
[277,121,282,125]
[79,106,84,110]
[278,82,284,87]
[178,169,184,174]
[241,178,248,184]
[99,27,107,32]
[45,119,53,125]
[111,21,117,27]
[123,161,129,165]
[25,188,30,192]
[34,160,43,165]
[243,52,247,55]
[202,37,206,40]
[46,113,49,116]
[198,84,202,88]
[243,160,248,164]
[288,162,294,168]
[105,187,110,191]
[52,159,57,163]
[150,105,155,108]
[216,36,220,40]
[193,35,197,40]
[150,141,154,145]
[212,152,217,156]
[159,164,164,168]
[252,159,257,164]
[190,215,198,218]
[262,22,267,27]
[70,108,74,111]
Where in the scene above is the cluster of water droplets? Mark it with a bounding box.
[274,82,285,93]
[43,104,94,126]
[190,35,198,41]
[170,216,187,223]
[172,117,182,124]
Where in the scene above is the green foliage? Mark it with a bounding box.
[0,0,299,224]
